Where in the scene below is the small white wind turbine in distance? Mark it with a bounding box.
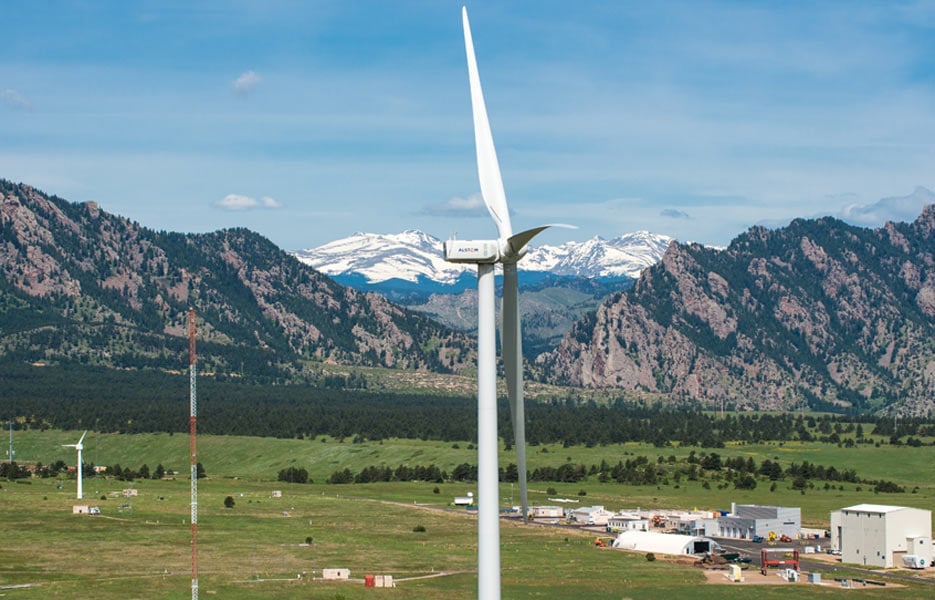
[63,431,87,500]
[443,7,573,599]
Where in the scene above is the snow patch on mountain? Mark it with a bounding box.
[292,229,672,285]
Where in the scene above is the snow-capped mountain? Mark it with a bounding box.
[293,230,469,285]
[292,229,672,286]
[521,231,673,279]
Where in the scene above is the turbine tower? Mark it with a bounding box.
[444,7,569,598]
[62,431,87,500]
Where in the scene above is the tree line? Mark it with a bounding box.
[3,363,934,447]
[306,452,906,493]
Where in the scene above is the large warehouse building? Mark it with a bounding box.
[612,530,718,556]
[830,504,932,568]
[716,504,801,540]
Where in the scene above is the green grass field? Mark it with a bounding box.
[1,430,934,598]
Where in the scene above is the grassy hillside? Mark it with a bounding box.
[0,460,931,600]
[11,429,935,523]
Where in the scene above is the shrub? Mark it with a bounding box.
[873,480,905,494]
[646,553,656,562]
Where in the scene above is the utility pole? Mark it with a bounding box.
[8,421,13,464]
[189,309,198,600]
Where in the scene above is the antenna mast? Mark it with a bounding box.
[189,308,198,600]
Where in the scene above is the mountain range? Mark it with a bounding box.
[292,229,671,296]
[292,229,672,356]
[0,180,473,382]
[537,206,935,416]
[2,177,934,416]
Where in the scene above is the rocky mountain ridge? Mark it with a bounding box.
[537,207,935,416]
[0,180,473,380]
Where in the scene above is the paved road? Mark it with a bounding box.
[713,537,935,587]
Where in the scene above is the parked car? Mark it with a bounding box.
[752,536,764,543]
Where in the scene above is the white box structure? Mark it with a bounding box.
[322,568,350,580]
[830,504,932,568]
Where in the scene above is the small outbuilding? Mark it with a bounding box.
[531,506,564,521]
[322,568,350,580]
[830,504,932,568]
[612,530,717,556]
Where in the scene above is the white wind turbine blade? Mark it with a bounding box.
[76,430,87,449]
[501,262,528,523]
[462,6,512,241]
[506,224,577,260]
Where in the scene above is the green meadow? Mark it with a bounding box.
[1,430,934,598]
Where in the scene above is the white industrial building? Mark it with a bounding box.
[675,517,720,537]
[717,504,800,540]
[606,514,649,533]
[612,530,718,556]
[570,505,614,526]
[830,504,932,568]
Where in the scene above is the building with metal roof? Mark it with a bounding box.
[611,530,717,556]
[830,504,932,568]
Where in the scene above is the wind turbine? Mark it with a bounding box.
[443,7,568,599]
[63,431,87,500]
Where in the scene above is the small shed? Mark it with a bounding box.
[453,493,474,506]
[271,490,282,498]
[532,506,564,520]
[322,568,350,580]
[72,505,90,514]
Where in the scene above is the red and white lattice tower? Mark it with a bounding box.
[189,308,198,600]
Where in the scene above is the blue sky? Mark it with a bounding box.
[3,1,935,251]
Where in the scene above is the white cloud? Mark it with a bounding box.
[233,70,261,96]
[837,187,935,226]
[213,193,283,211]
[0,89,33,110]
[421,193,488,218]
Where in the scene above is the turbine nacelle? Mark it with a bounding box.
[443,239,500,264]
[443,226,556,265]
[63,431,87,451]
